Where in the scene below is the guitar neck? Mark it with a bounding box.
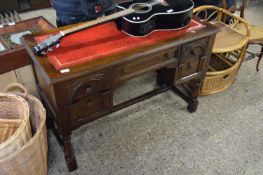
[62,8,135,36]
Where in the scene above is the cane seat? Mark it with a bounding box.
[212,21,249,53]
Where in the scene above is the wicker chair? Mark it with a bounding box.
[193,5,249,95]
[233,0,263,71]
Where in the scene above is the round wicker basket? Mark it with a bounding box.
[0,93,32,158]
[200,51,243,96]
[0,83,47,175]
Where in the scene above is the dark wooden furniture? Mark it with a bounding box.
[21,17,218,171]
[0,0,50,12]
[0,17,54,74]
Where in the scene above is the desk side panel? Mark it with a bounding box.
[35,65,57,110]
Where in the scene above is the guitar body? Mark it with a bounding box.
[116,0,194,36]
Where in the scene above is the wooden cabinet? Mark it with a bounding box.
[176,38,208,84]
[0,0,50,12]
[65,70,112,125]
[0,17,54,95]
[22,18,218,172]
[0,17,54,74]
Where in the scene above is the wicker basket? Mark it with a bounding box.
[0,83,47,175]
[0,93,32,158]
[200,48,245,95]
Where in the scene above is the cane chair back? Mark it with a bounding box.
[228,0,263,71]
[193,5,249,53]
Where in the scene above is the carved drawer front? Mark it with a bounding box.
[114,47,179,84]
[67,70,111,104]
[69,92,111,122]
[176,38,207,83]
[179,38,208,64]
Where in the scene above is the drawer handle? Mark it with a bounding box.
[87,101,95,108]
[102,89,111,95]
[86,87,92,94]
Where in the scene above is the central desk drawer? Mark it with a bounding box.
[114,47,179,84]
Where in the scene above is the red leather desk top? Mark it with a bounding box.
[35,20,204,70]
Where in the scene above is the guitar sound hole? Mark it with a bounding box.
[130,3,152,13]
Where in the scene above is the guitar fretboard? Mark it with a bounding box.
[62,0,166,35]
[62,8,135,35]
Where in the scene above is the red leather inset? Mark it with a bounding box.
[35,20,204,70]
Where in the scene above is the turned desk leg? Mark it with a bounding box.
[156,69,200,112]
[187,80,201,113]
[187,99,199,113]
[58,109,78,171]
[62,135,77,171]
[49,112,77,171]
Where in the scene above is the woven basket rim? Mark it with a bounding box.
[0,93,46,163]
[0,93,30,151]
[0,118,22,122]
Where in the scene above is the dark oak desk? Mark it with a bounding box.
[22,18,218,171]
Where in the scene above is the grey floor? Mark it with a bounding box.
[20,1,263,175]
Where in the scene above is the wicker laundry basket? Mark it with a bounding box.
[0,83,47,175]
[0,93,32,158]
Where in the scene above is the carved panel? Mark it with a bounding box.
[176,38,208,83]
[180,38,207,64]
[66,70,111,104]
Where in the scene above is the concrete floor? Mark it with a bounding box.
[20,1,263,175]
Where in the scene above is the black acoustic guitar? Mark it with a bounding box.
[116,0,194,36]
[34,0,194,55]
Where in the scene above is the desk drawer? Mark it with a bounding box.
[176,38,207,83]
[69,92,111,122]
[67,70,111,103]
[114,47,179,83]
